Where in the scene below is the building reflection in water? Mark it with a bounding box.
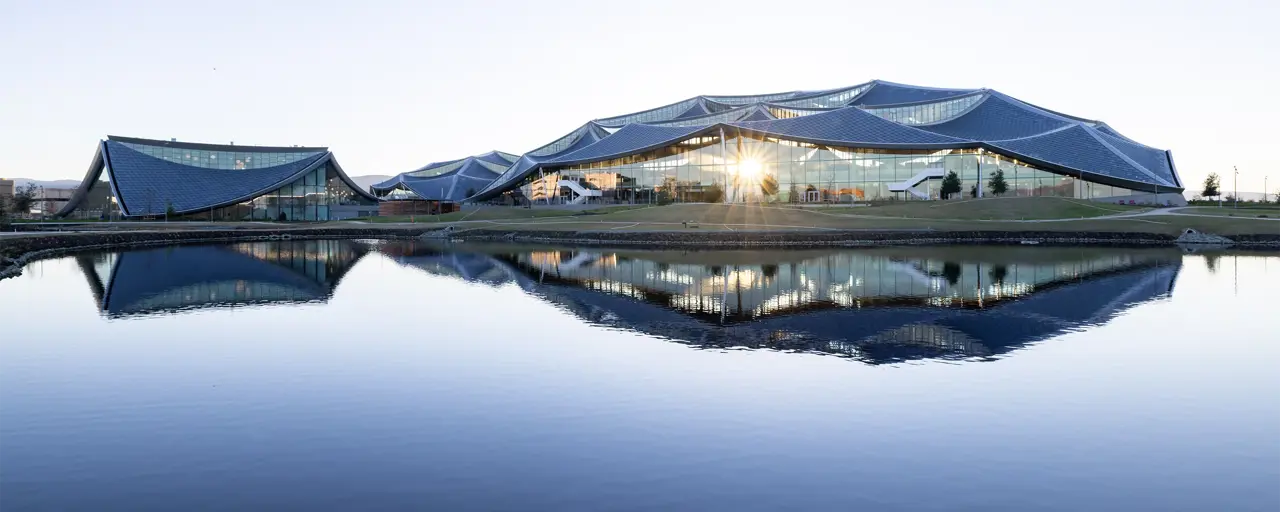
[77,240,369,318]
[381,242,1182,364]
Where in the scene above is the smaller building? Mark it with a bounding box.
[58,136,379,221]
[35,187,75,216]
[0,178,13,200]
[370,151,517,211]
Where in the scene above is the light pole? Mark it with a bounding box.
[1233,166,1239,209]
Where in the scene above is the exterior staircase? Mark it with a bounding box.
[561,180,603,204]
[888,167,946,199]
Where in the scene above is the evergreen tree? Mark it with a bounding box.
[1202,173,1221,199]
[939,171,962,199]
[989,264,1008,284]
[10,183,38,214]
[759,174,779,197]
[988,169,1009,196]
[941,262,962,286]
[704,183,725,203]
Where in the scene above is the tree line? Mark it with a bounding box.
[938,169,1010,199]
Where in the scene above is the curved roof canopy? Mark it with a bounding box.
[57,136,378,217]
[377,243,1181,364]
[446,79,1179,201]
[78,241,370,318]
[371,150,518,202]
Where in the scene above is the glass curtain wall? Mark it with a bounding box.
[118,143,320,170]
[181,162,372,221]
[510,248,1166,316]
[521,134,1149,205]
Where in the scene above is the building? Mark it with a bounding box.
[370,150,518,206]
[463,80,1183,205]
[76,240,371,318]
[0,178,13,200]
[381,243,1181,364]
[57,136,379,220]
[35,186,74,216]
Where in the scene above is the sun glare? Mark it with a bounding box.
[738,158,763,179]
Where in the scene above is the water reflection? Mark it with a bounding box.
[380,242,1182,364]
[77,240,369,318]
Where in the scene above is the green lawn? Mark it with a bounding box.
[1176,206,1280,218]
[351,204,652,223]
[447,202,1279,237]
[842,197,1148,220]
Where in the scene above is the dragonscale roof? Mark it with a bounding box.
[57,136,378,217]
[371,150,518,202]
[441,79,1179,201]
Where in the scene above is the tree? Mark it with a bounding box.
[969,183,979,198]
[989,265,1008,285]
[1274,188,1280,204]
[165,201,176,219]
[940,262,962,286]
[988,169,1008,196]
[10,183,37,214]
[759,174,779,198]
[0,195,10,228]
[787,185,800,203]
[1202,173,1221,199]
[939,171,962,199]
[1204,254,1220,274]
[703,182,725,203]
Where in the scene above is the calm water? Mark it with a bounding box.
[1,241,1277,511]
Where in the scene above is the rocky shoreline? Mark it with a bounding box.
[3,226,1279,280]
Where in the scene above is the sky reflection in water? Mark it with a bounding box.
[1,241,1277,511]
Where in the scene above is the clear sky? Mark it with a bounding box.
[2,0,1276,194]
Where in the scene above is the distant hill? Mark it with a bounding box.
[348,175,393,191]
[8,178,83,190]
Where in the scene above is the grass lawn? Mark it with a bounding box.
[1176,206,1280,218]
[444,201,1279,237]
[353,204,651,223]
[841,197,1148,220]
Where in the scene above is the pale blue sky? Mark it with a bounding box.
[2,0,1276,193]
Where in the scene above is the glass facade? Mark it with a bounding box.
[408,159,466,177]
[119,142,321,170]
[517,134,1150,205]
[530,126,590,156]
[653,106,762,127]
[704,92,799,105]
[509,248,1170,317]
[863,94,984,125]
[596,98,702,126]
[772,84,871,108]
[177,162,373,221]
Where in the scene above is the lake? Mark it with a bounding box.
[1,240,1277,511]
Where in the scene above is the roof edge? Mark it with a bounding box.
[107,135,327,154]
